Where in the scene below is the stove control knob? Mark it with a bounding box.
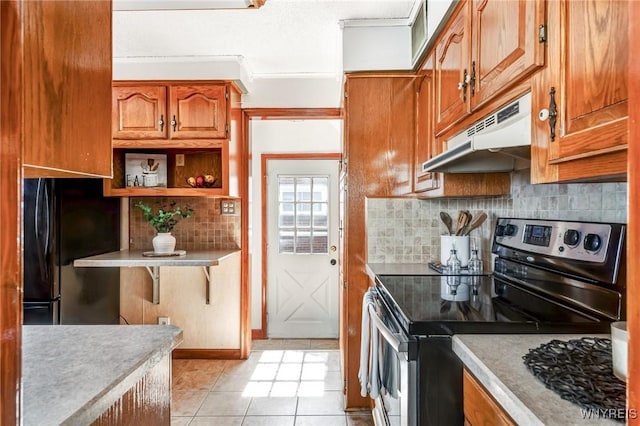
[563,229,581,247]
[583,233,602,252]
[495,225,505,237]
[504,224,517,236]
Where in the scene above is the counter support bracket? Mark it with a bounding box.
[145,266,161,304]
[202,266,211,304]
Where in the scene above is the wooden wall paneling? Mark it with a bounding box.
[342,75,416,409]
[1,0,23,423]
[627,1,638,422]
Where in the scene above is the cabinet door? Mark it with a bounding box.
[344,76,416,197]
[531,0,628,183]
[435,0,471,136]
[23,1,112,178]
[112,85,168,140]
[169,84,228,139]
[414,56,439,193]
[470,0,545,110]
[463,369,515,426]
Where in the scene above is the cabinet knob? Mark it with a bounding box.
[538,109,550,121]
[171,115,177,132]
[158,114,165,132]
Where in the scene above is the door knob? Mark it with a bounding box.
[330,259,337,265]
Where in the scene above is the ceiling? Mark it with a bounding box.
[112,0,417,78]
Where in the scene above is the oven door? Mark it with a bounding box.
[369,295,417,426]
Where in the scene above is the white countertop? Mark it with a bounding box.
[453,334,621,425]
[74,249,240,267]
[22,325,182,426]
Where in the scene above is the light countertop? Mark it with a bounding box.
[22,325,183,425]
[453,334,620,425]
[73,249,240,267]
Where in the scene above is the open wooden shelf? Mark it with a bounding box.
[104,145,231,197]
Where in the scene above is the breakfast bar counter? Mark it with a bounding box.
[74,249,241,304]
[23,325,183,425]
[73,249,240,268]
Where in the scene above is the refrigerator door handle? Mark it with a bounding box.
[35,179,51,284]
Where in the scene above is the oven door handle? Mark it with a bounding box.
[368,304,409,353]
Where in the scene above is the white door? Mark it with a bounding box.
[266,159,340,338]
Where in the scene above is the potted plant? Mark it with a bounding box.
[136,200,194,254]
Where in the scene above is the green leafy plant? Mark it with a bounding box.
[136,200,194,233]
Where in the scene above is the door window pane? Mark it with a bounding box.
[277,175,330,254]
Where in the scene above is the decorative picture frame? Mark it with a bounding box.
[124,153,168,188]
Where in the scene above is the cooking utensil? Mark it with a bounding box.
[455,211,470,235]
[440,212,454,235]
[463,211,488,236]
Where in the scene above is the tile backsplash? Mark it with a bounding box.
[366,170,627,266]
[129,197,241,251]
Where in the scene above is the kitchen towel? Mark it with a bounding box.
[358,288,381,398]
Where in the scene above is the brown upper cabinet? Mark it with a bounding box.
[113,83,229,140]
[414,55,439,193]
[531,0,628,183]
[106,82,240,198]
[434,0,545,136]
[344,75,417,197]
[414,40,511,198]
[23,1,112,178]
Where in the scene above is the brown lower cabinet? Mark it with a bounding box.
[463,368,515,426]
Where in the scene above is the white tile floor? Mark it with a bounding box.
[171,339,374,426]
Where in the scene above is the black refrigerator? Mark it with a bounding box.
[23,178,121,325]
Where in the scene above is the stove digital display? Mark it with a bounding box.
[524,224,552,247]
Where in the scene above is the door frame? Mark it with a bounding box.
[258,153,341,339]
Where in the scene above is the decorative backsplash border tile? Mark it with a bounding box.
[366,170,628,265]
[129,197,241,251]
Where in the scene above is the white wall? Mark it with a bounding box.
[342,23,412,72]
[427,0,454,41]
[249,119,342,330]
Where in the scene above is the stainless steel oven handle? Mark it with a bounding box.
[368,304,409,353]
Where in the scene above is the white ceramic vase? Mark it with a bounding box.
[153,232,176,254]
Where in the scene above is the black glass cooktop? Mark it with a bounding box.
[374,274,612,336]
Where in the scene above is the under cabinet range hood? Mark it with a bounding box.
[423,92,532,173]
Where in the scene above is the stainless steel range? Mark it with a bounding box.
[366,217,626,426]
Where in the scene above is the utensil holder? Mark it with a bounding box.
[440,235,470,267]
[143,172,158,187]
[611,321,628,381]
